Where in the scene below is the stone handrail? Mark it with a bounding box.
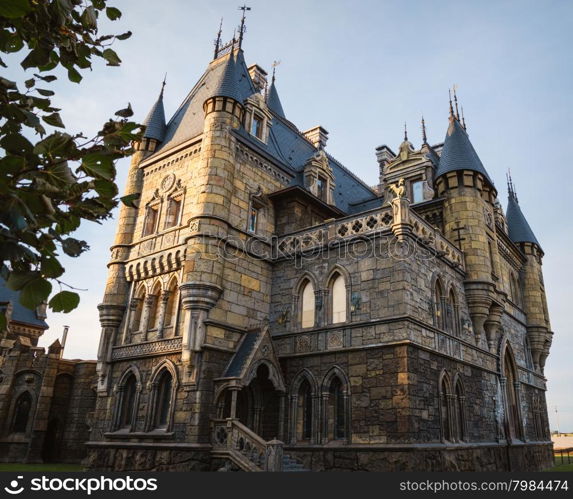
[211,418,283,472]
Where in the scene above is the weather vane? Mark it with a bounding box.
[238,4,251,48]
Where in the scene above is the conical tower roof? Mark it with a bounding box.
[506,188,540,247]
[436,116,494,186]
[142,85,166,142]
[205,51,243,103]
[267,80,285,118]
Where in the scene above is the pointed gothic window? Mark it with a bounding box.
[297,379,313,441]
[154,370,173,429]
[163,280,179,331]
[454,379,466,442]
[434,280,445,330]
[326,376,346,441]
[440,375,451,442]
[504,349,522,440]
[119,374,137,430]
[301,280,315,329]
[147,282,161,331]
[330,273,347,324]
[12,391,32,433]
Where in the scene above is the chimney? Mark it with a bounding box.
[248,64,268,93]
[303,126,329,149]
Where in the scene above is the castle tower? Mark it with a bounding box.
[434,111,505,349]
[506,183,551,371]
[96,85,167,392]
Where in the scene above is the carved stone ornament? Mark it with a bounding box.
[161,173,176,193]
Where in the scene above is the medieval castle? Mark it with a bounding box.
[0,20,554,471]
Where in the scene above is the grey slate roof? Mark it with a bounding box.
[224,330,262,377]
[436,118,494,185]
[0,278,48,329]
[267,81,285,118]
[147,49,378,214]
[506,193,540,247]
[142,89,166,141]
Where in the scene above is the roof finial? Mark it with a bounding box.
[461,106,467,130]
[404,122,408,142]
[238,4,251,49]
[507,169,518,202]
[453,84,460,120]
[449,89,454,118]
[160,73,167,97]
[421,116,428,144]
[214,18,223,59]
[271,60,281,85]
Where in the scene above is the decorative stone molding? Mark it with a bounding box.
[111,337,182,361]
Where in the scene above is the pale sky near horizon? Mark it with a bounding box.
[5,0,572,431]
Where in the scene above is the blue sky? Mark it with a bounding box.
[8,0,571,430]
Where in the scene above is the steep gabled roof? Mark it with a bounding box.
[142,87,167,141]
[436,117,494,185]
[506,191,540,247]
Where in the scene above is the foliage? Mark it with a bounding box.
[0,0,143,329]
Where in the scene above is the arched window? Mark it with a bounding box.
[439,374,451,442]
[147,282,162,331]
[447,289,459,336]
[327,377,346,441]
[504,349,521,440]
[118,374,137,430]
[132,286,146,332]
[154,370,173,429]
[434,280,445,330]
[301,280,315,329]
[454,379,466,442]
[330,273,347,324]
[12,392,32,433]
[510,274,522,307]
[297,379,313,441]
[163,279,179,332]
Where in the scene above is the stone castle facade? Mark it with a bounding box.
[82,31,554,471]
[0,281,96,464]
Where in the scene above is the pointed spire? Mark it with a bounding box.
[404,122,408,142]
[142,80,167,142]
[213,18,223,59]
[506,173,540,247]
[206,51,243,103]
[453,85,460,120]
[421,116,428,145]
[461,106,467,130]
[237,4,251,49]
[267,61,285,118]
[449,89,454,118]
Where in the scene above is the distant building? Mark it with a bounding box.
[0,279,96,464]
[84,20,553,471]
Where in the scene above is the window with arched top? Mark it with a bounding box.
[154,370,173,430]
[439,375,451,442]
[447,289,459,336]
[147,282,162,331]
[326,376,347,441]
[163,280,179,332]
[434,280,445,330]
[301,280,315,329]
[132,287,146,333]
[118,374,137,430]
[504,349,522,440]
[297,379,313,441]
[12,391,32,434]
[330,273,347,324]
[454,379,466,442]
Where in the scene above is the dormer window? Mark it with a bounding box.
[251,114,264,139]
[248,206,259,233]
[317,176,327,202]
[412,180,424,203]
[164,197,182,229]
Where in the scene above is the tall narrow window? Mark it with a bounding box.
[327,377,346,441]
[316,175,327,201]
[448,289,459,336]
[248,206,259,233]
[440,377,451,442]
[119,374,137,429]
[454,380,465,442]
[251,114,263,139]
[143,205,158,236]
[12,392,32,433]
[297,379,313,441]
[147,283,161,331]
[504,349,521,440]
[330,273,347,324]
[301,281,315,329]
[164,197,181,229]
[434,280,445,330]
[132,288,145,332]
[164,280,178,330]
[412,180,424,203]
[154,371,173,429]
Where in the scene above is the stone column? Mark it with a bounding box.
[278,393,286,442]
[289,395,297,444]
[96,304,125,394]
[156,290,171,339]
[484,301,504,352]
[123,297,140,345]
[141,294,156,342]
[390,195,412,243]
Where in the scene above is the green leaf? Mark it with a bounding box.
[49,291,80,313]
[21,47,52,69]
[81,6,97,29]
[0,0,31,18]
[34,74,57,83]
[81,153,115,180]
[120,192,140,208]
[116,31,132,41]
[41,257,65,279]
[0,133,33,154]
[43,113,65,128]
[94,178,118,198]
[115,103,133,118]
[37,88,55,96]
[62,237,88,257]
[6,271,39,291]
[106,7,122,20]
[20,278,52,309]
[102,48,121,66]
[25,78,35,88]
[67,67,82,83]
